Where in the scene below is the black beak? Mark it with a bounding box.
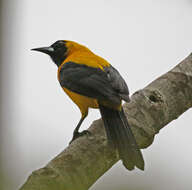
[31,46,54,55]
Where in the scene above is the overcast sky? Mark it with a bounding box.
[1,0,192,190]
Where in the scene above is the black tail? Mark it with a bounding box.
[99,105,144,170]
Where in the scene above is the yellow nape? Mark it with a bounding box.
[63,40,110,69]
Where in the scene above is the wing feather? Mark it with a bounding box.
[59,62,129,105]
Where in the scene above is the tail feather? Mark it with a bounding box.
[99,105,144,170]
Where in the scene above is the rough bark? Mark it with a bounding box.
[20,53,192,190]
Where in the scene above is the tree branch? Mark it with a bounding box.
[20,53,192,190]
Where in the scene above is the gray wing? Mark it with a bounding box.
[104,66,130,102]
[59,62,130,105]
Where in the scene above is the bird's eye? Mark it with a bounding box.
[58,40,64,45]
[52,40,66,49]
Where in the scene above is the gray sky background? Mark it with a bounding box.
[1,0,192,189]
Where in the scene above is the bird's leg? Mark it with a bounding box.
[69,113,90,144]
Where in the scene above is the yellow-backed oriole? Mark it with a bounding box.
[32,40,144,170]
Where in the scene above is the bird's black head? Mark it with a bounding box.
[31,40,68,67]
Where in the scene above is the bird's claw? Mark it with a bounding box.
[69,130,91,144]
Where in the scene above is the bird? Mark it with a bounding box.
[31,40,144,170]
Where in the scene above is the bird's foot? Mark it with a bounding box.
[69,130,91,144]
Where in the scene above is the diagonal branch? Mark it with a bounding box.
[20,53,192,190]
